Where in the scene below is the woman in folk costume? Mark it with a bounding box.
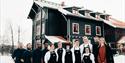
[80,36,93,55]
[65,43,73,63]
[44,43,58,63]
[97,37,114,63]
[55,42,66,63]
[81,47,95,63]
[71,39,81,63]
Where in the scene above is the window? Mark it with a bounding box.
[72,23,79,34]
[106,16,109,20]
[96,26,101,36]
[96,15,100,19]
[36,25,41,35]
[85,25,91,35]
[72,9,78,14]
[85,12,90,16]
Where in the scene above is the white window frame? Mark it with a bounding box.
[72,23,79,34]
[85,25,91,35]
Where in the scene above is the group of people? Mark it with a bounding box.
[12,36,114,63]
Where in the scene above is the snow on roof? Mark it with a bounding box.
[34,1,61,9]
[79,8,93,12]
[33,1,124,29]
[109,17,125,28]
[103,19,117,28]
[58,8,72,15]
[34,1,102,21]
[99,17,125,29]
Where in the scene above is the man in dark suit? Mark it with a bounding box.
[32,42,43,63]
[22,43,32,63]
[12,43,26,63]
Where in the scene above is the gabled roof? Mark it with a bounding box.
[28,1,125,29]
[28,1,102,21]
[28,3,40,19]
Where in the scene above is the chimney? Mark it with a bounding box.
[61,2,65,6]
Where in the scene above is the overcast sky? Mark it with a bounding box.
[0,0,125,45]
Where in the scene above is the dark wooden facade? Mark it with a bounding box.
[28,1,125,48]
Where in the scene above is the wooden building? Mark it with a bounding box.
[28,0,125,48]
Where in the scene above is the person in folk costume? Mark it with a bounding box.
[97,37,114,63]
[42,40,49,63]
[55,41,66,63]
[12,42,26,63]
[44,43,58,63]
[71,39,81,63]
[32,42,43,63]
[64,43,73,63]
[92,36,100,63]
[80,36,93,55]
[22,43,32,63]
[81,47,95,63]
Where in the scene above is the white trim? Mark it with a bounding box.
[85,25,91,35]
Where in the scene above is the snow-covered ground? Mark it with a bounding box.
[114,55,125,63]
[0,54,125,63]
[0,54,14,63]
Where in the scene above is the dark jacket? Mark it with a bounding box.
[32,48,42,63]
[92,43,99,63]
[12,48,26,63]
[22,50,32,63]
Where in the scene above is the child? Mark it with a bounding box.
[82,47,95,63]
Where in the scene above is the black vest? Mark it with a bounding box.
[74,49,81,63]
[57,48,63,63]
[65,50,73,63]
[48,51,57,63]
[83,54,92,63]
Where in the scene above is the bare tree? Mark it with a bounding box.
[18,26,20,43]
[10,23,14,53]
